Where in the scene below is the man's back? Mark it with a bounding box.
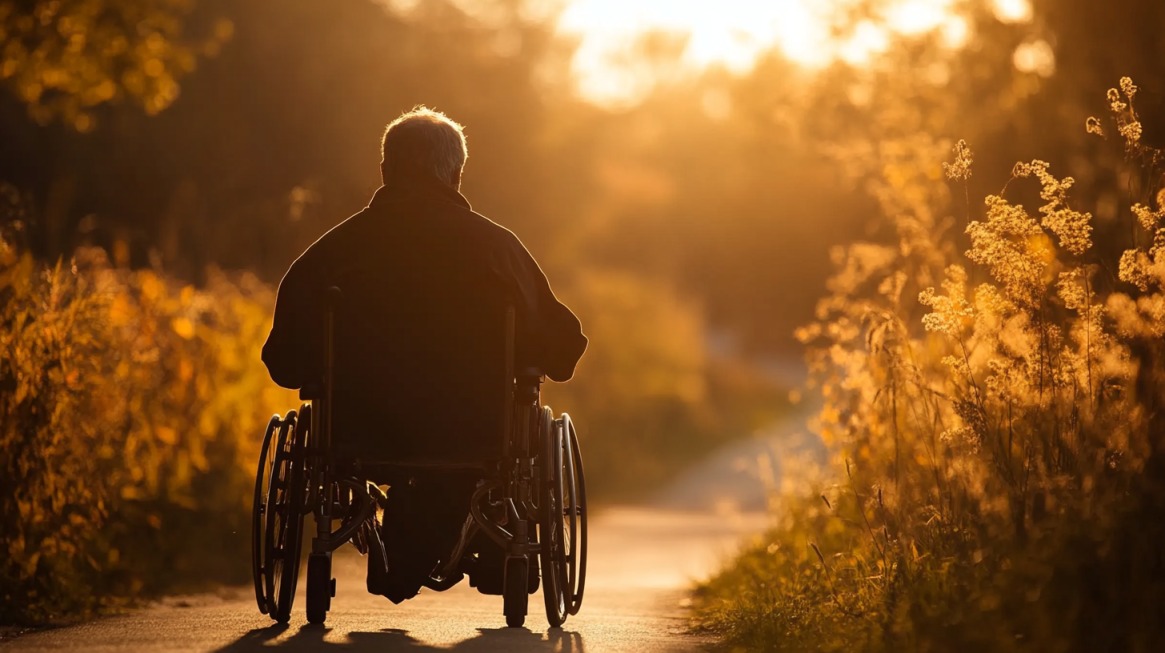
[261,106,585,603]
[262,173,585,462]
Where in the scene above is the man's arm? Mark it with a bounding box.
[496,234,587,382]
[262,258,321,389]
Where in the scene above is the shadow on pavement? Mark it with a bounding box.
[213,623,585,652]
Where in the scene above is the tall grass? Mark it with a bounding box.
[0,208,296,623]
[695,79,1165,652]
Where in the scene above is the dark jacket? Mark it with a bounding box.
[261,174,586,460]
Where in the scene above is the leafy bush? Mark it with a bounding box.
[0,212,296,624]
[695,79,1165,652]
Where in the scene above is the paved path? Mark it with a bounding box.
[2,507,765,652]
[2,415,817,653]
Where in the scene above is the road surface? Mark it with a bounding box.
[3,416,815,652]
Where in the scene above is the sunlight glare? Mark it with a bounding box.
[990,0,1034,24]
[884,0,957,35]
[939,15,971,49]
[375,0,1032,109]
[557,0,833,108]
[377,0,422,14]
[1013,39,1055,77]
[554,0,1001,108]
[839,21,890,66]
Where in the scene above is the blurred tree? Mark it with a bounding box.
[0,0,572,272]
[0,0,231,130]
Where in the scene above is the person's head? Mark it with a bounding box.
[380,106,468,189]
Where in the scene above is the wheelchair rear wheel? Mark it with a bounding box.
[251,415,281,616]
[252,409,308,623]
[540,411,588,627]
[539,408,567,627]
[565,415,588,616]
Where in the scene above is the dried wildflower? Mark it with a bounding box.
[967,195,1046,306]
[705,79,1165,652]
[920,265,973,335]
[1118,250,1153,291]
[1131,203,1163,232]
[1108,88,1126,112]
[1057,269,1090,311]
[943,139,974,181]
[1120,76,1138,99]
[1085,116,1105,137]
[1041,206,1092,256]
[1119,120,1143,144]
[939,425,981,453]
[1144,293,1165,334]
[1014,160,1094,256]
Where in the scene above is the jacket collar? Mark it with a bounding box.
[369,172,471,212]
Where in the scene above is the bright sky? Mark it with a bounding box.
[379,0,1035,109]
[555,0,1034,108]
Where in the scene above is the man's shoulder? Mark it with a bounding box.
[461,207,519,243]
[430,202,522,255]
[285,205,372,274]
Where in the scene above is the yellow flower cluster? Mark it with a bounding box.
[942,139,973,181]
[1096,76,1146,151]
[700,77,1165,652]
[966,194,1047,306]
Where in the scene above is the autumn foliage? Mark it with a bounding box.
[695,80,1165,651]
[0,208,296,623]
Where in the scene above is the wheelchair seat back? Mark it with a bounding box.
[325,266,513,466]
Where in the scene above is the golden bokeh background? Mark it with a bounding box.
[3,0,1165,641]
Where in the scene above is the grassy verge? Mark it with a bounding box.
[693,79,1165,652]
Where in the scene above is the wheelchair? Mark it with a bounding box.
[250,288,587,628]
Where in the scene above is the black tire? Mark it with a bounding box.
[564,415,588,616]
[503,556,529,628]
[252,415,282,615]
[263,414,295,620]
[266,409,308,624]
[540,409,568,627]
[306,552,332,624]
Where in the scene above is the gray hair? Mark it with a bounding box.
[380,106,468,186]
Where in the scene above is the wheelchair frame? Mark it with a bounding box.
[251,288,587,628]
